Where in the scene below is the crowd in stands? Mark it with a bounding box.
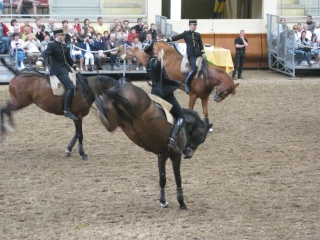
[0,16,160,71]
[279,15,320,66]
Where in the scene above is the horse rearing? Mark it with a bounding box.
[94,80,212,209]
[0,58,117,160]
[119,41,240,128]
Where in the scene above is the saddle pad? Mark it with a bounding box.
[148,94,174,125]
[180,55,203,79]
[50,72,77,96]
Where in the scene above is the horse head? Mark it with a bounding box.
[181,109,212,159]
[212,69,240,102]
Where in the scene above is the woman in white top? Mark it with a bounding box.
[24,33,41,65]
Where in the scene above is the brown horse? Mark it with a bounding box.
[119,41,239,128]
[0,59,117,160]
[94,79,212,209]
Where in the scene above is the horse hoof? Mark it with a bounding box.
[160,202,168,208]
[65,150,71,157]
[82,154,89,161]
[180,204,187,210]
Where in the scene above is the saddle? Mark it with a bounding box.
[49,72,77,96]
[180,55,203,78]
[149,94,174,125]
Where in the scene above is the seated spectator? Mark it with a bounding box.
[35,24,46,42]
[73,18,81,35]
[103,30,110,42]
[77,28,86,43]
[109,18,122,34]
[20,19,33,35]
[123,20,130,34]
[21,26,35,41]
[306,15,316,33]
[94,17,108,35]
[82,19,94,36]
[40,34,50,71]
[128,27,140,43]
[45,18,55,40]
[33,18,42,34]
[91,32,97,42]
[9,19,19,35]
[70,34,84,71]
[65,27,76,46]
[132,36,144,70]
[106,33,119,71]
[9,26,20,41]
[0,17,9,54]
[79,35,94,71]
[62,20,69,34]
[139,24,149,43]
[310,33,320,64]
[134,18,144,35]
[313,24,320,41]
[93,32,107,70]
[114,24,125,42]
[302,23,312,40]
[119,34,132,70]
[298,30,312,66]
[296,23,303,39]
[11,32,25,70]
[149,23,157,41]
[24,33,41,65]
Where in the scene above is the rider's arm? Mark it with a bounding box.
[167,31,185,42]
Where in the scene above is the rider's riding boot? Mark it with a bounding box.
[167,118,184,153]
[184,69,197,94]
[64,90,78,121]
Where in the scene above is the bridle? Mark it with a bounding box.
[212,86,232,101]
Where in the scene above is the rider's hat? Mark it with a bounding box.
[189,19,197,25]
[53,28,64,35]
[142,39,154,54]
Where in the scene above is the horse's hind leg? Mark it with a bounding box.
[170,152,187,210]
[201,96,213,133]
[0,102,15,134]
[158,155,169,208]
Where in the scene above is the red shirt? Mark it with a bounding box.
[1,23,9,37]
[128,32,140,43]
[74,24,81,34]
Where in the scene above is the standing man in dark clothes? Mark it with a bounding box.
[232,30,249,80]
[166,19,206,94]
[36,28,79,121]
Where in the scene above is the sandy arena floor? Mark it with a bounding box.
[0,70,319,240]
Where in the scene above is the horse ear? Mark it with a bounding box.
[207,123,213,132]
[235,83,240,88]
[231,82,240,95]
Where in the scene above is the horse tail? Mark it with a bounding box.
[0,57,19,75]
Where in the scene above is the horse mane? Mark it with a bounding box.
[156,41,182,57]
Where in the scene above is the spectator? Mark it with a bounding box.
[106,33,119,71]
[11,32,25,70]
[132,36,143,70]
[296,23,303,38]
[24,34,41,65]
[70,34,84,71]
[298,30,312,66]
[302,23,312,40]
[120,34,132,70]
[62,20,69,34]
[94,17,108,35]
[149,23,157,41]
[9,26,20,41]
[128,27,139,43]
[306,15,316,33]
[33,18,42,34]
[82,19,94,36]
[278,18,286,32]
[35,24,46,42]
[40,34,51,71]
[109,18,122,33]
[79,35,94,71]
[0,17,10,54]
[73,18,81,35]
[77,28,86,43]
[139,24,149,43]
[123,20,130,34]
[232,30,248,80]
[93,32,107,70]
[286,30,304,66]
[134,18,144,35]
[103,30,109,42]
[45,18,55,40]
[114,24,124,42]
[292,25,300,40]
[9,19,19,34]
[65,27,76,46]
[91,32,97,42]
[20,19,33,35]
[310,33,319,64]
[313,23,320,41]
[21,26,35,41]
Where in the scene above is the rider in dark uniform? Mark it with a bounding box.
[36,28,79,121]
[142,39,184,153]
[166,19,206,94]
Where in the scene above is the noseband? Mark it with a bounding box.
[213,86,231,100]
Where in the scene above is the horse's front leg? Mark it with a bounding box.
[170,152,187,210]
[201,96,213,133]
[158,154,169,208]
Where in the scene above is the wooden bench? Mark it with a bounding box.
[3,0,49,15]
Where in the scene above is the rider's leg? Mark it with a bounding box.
[184,56,198,94]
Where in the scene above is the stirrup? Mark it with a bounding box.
[183,84,190,94]
[64,111,78,121]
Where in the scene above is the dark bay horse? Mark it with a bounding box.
[94,80,212,209]
[119,41,239,129]
[0,59,117,160]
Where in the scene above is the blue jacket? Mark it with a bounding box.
[78,41,94,56]
[93,39,107,51]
